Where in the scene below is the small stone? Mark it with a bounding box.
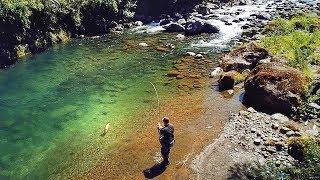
[280,127,290,134]
[275,160,281,167]
[251,128,257,133]
[271,113,289,123]
[138,42,149,47]
[272,138,280,142]
[305,125,319,136]
[272,123,279,129]
[254,138,262,145]
[247,107,257,113]
[210,67,223,78]
[226,89,234,95]
[195,54,204,59]
[176,34,185,40]
[186,52,196,56]
[286,130,295,137]
[257,132,262,136]
[134,21,143,26]
[294,131,302,137]
[176,74,184,79]
[266,147,277,154]
[239,110,250,116]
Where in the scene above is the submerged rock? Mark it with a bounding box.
[218,70,239,91]
[138,42,149,47]
[244,63,311,115]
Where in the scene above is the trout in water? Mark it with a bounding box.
[101,123,110,136]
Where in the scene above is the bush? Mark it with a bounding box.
[260,14,320,77]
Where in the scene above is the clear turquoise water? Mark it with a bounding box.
[0,33,203,179]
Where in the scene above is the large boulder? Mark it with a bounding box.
[221,43,269,72]
[218,70,247,91]
[203,22,220,33]
[163,23,185,32]
[219,71,236,90]
[185,20,220,35]
[185,20,204,36]
[244,63,311,115]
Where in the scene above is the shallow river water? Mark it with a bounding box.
[0,32,218,179]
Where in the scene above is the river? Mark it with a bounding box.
[0,31,221,179]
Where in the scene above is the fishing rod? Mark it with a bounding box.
[150,82,161,118]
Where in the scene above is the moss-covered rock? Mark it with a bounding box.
[244,62,311,115]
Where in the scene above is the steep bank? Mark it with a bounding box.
[0,0,129,68]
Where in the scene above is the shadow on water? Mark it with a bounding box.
[143,163,167,179]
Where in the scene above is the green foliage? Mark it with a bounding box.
[0,0,134,67]
[260,15,320,77]
[0,0,122,27]
[283,137,320,179]
[234,71,248,84]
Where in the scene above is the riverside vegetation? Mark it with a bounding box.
[0,0,129,67]
[260,14,320,118]
[261,14,320,76]
[227,14,320,180]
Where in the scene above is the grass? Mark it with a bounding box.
[260,14,320,77]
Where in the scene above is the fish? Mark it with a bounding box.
[101,123,110,136]
[105,123,110,133]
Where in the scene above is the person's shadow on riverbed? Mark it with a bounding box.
[143,162,167,179]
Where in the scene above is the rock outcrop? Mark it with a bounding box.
[221,43,269,72]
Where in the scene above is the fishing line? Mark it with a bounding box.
[150,82,160,117]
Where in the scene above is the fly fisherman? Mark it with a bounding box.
[157,117,175,166]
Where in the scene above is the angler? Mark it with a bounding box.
[157,117,175,166]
